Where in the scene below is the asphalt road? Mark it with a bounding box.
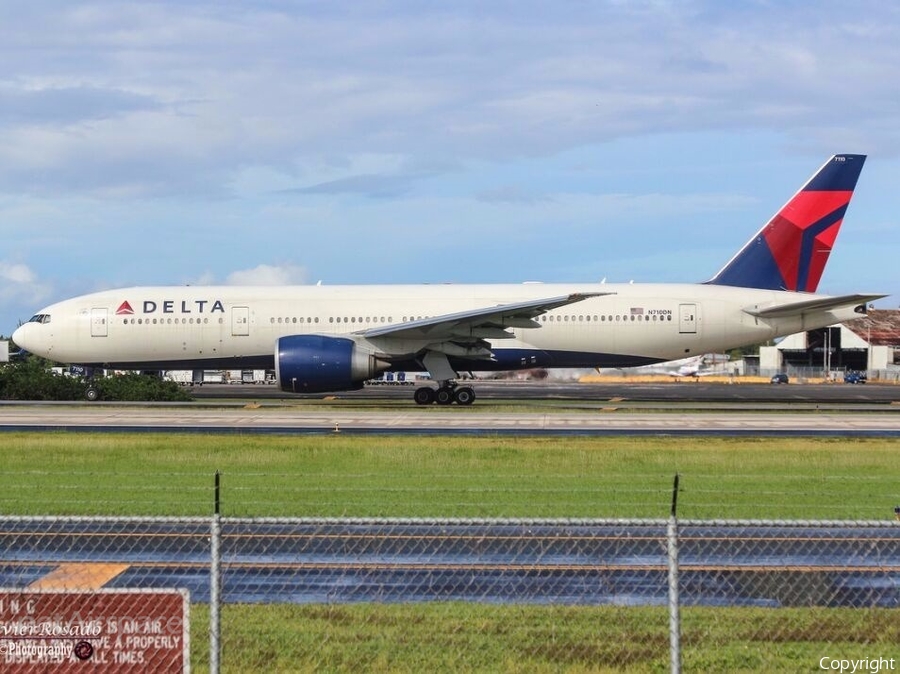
[191,380,900,405]
[2,403,900,436]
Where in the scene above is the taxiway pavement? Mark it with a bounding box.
[2,403,900,435]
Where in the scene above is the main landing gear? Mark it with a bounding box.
[413,382,476,406]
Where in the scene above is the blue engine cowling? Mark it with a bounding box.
[276,335,386,393]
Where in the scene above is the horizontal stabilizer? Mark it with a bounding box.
[743,293,885,319]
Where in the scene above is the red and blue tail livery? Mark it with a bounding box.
[707,154,865,292]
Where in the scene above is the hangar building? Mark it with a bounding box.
[759,309,900,379]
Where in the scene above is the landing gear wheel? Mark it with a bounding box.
[85,387,100,402]
[454,386,476,405]
[435,387,455,405]
[414,387,435,405]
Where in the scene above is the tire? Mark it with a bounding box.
[454,386,476,405]
[435,387,454,405]
[414,387,435,405]
[85,387,100,402]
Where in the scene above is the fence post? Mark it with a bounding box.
[667,474,681,674]
[210,470,222,674]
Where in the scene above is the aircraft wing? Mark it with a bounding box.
[362,292,611,342]
[743,294,885,319]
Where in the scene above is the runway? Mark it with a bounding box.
[193,380,900,405]
[1,518,897,608]
[3,400,900,435]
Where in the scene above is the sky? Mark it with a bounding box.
[2,0,900,335]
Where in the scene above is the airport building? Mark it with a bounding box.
[760,309,900,380]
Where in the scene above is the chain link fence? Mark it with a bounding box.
[1,464,899,672]
[1,511,898,672]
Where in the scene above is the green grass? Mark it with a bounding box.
[0,433,896,519]
[184,604,900,673]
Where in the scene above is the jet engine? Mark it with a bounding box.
[275,335,388,393]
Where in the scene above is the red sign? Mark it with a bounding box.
[0,589,189,673]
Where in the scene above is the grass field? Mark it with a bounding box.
[188,604,899,673]
[0,432,897,519]
[1,432,898,671]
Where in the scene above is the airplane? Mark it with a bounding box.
[627,353,731,378]
[667,353,730,378]
[12,154,884,405]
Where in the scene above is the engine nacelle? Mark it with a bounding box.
[275,335,387,393]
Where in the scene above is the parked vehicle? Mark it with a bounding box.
[770,373,789,384]
[844,371,867,384]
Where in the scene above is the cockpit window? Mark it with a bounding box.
[28,314,51,324]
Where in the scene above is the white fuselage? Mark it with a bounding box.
[12,282,861,373]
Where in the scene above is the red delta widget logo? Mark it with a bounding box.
[115,300,225,315]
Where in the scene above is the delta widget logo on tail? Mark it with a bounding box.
[707,154,865,293]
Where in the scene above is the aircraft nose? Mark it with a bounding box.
[12,321,43,356]
[12,323,27,348]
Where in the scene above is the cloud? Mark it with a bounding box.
[1,2,899,201]
[0,262,36,285]
[0,84,161,125]
[225,264,308,286]
[284,174,420,199]
[0,261,52,307]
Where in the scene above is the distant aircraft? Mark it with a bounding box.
[13,154,883,405]
[665,353,730,378]
[617,352,730,378]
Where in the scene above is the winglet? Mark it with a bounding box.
[706,154,866,292]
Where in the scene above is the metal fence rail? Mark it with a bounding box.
[1,515,898,672]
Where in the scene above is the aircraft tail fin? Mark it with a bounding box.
[706,154,866,292]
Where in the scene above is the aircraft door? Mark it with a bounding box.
[678,303,698,334]
[232,306,250,336]
[91,308,108,337]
